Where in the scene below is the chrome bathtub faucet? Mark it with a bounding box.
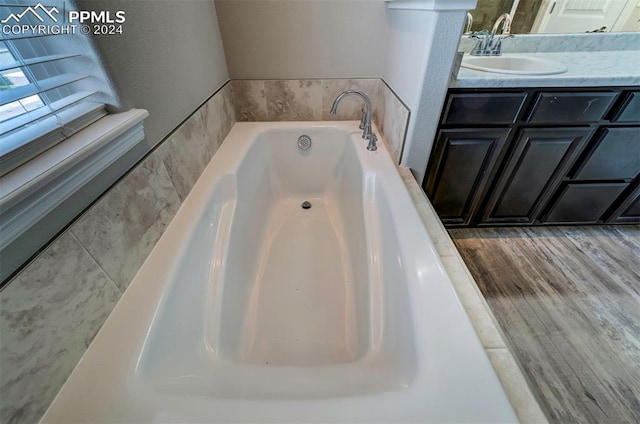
[329,90,378,151]
[470,13,513,56]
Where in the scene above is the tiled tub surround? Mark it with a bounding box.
[399,167,549,424]
[0,82,236,424]
[232,79,410,163]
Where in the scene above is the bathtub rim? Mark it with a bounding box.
[41,121,519,423]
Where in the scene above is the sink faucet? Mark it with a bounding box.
[464,12,473,34]
[491,13,512,37]
[329,90,378,151]
[470,13,513,56]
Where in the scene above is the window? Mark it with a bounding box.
[0,0,147,284]
[0,0,110,176]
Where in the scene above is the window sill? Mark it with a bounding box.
[0,109,149,285]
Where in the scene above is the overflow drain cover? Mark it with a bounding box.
[298,135,312,150]
[301,201,311,209]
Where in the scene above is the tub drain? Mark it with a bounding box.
[301,201,312,209]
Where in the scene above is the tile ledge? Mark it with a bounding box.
[399,166,549,424]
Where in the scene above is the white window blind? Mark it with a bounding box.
[0,0,110,177]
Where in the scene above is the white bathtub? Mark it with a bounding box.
[43,122,517,423]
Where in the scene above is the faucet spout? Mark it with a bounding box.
[329,90,378,151]
[464,12,473,34]
[491,13,512,36]
[470,13,513,56]
[330,90,372,123]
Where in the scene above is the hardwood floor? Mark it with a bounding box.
[449,225,640,424]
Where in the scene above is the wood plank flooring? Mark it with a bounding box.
[449,225,640,424]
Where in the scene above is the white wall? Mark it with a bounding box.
[384,9,436,112]
[215,0,388,79]
[384,1,475,183]
[77,0,229,147]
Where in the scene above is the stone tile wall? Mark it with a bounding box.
[232,78,409,163]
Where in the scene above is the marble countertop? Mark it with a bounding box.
[454,50,640,88]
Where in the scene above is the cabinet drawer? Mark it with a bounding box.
[573,127,640,181]
[611,91,640,123]
[543,183,628,224]
[527,92,618,123]
[442,93,527,124]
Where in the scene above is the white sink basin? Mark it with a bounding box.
[461,55,568,75]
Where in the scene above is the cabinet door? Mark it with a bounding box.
[543,183,628,224]
[481,128,592,224]
[573,127,640,181]
[424,128,510,226]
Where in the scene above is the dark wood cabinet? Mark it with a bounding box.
[480,128,592,224]
[425,86,640,227]
[425,128,510,225]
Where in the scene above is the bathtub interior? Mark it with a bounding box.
[136,127,418,399]
[216,128,372,365]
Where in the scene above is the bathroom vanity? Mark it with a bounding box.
[425,49,640,227]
